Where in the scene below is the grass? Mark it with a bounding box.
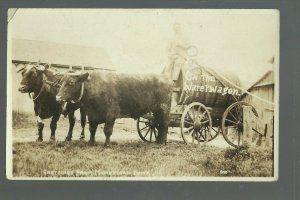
[12,141,273,178]
[12,110,36,129]
[11,111,274,178]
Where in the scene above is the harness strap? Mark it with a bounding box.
[29,83,45,101]
[44,79,61,88]
[71,82,85,103]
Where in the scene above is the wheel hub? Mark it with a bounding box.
[148,120,156,129]
[194,120,201,131]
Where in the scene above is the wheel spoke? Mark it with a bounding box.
[196,131,200,144]
[225,125,238,129]
[153,128,157,139]
[186,112,194,122]
[187,126,194,132]
[225,118,238,125]
[184,120,194,126]
[229,111,238,122]
[205,128,212,139]
[139,120,150,123]
[198,105,203,113]
[199,110,207,121]
[200,130,206,141]
[212,127,218,133]
[180,103,213,145]
[183,126,193,135]
[140,125,150,131]
[203,130,207,141]
[150,129,153,142]
[144,128,151,138]
[188,127,194,134]
[192,131,195,143]
[208,132,213,139]
[192,108,195,120]
[201,119,210,124]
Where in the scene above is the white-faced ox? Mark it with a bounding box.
[56,71,172,146]
[17,64,86,141]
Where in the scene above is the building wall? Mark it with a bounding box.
[242,85,274,119]
[242,85,274,146]
[11,39,114,115]
[11,63,34,114]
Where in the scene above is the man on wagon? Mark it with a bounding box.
[163,23,196,108]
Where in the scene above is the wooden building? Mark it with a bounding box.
[10,39,115,113]
[241,70,274,147]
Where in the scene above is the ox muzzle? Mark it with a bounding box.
[56,95,62,102]
[56,96,69,117]
[56,95,68,117]
[18,85,28,93]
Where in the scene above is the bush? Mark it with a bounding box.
[224,143,250,161]
[220,143,273,177]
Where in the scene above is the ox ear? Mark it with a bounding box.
[44,63,50,70]
[79,72,89,81]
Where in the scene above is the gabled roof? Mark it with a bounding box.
[11,38,114,70]
[247,70,274,90]
[240,70,274,99]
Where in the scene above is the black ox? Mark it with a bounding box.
[56,71,172,146]
[17,64,86,141]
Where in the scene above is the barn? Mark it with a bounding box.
[241,70,274,147]
[10,39,115,113]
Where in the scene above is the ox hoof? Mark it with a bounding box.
[79,135,85,141]
[36,137,43,142]
[104,143,111,148]
[49,136,56,142]
[88,140,96,146]
[65,137,72,142]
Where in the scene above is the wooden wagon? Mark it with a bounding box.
[136,53,259,148]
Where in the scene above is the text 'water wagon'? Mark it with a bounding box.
[137,55,259,148]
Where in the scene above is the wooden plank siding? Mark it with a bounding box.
[242,84,274,147]
[11,39,115,115]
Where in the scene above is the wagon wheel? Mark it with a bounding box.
[180,102,212,145]
[198,126,220,142]
[221,101,259,148]
[137,113,158,142]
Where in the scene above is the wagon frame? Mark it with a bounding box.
[136,52,260,148]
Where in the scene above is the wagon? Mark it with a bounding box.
[136,51,259,148]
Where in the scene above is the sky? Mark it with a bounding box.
[8,9,279,87]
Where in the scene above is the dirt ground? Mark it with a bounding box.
[10,112,273,178]
[12,113,231,148]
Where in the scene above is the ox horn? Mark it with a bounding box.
[44,63,51,70]
[16,64,26,73]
